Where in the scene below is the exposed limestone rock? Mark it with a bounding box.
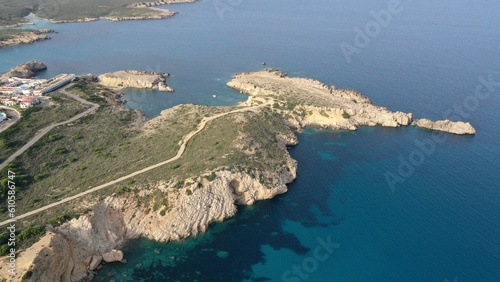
[227,69,474,134]
[89,255,102,271]
[98,70,174,91]
[0,29,54,49]
[24,158,296,281]
[1,60,47,78]
[413,118,476,135]
[102,249,124,263]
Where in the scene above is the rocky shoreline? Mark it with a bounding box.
[98,70,174,92]
[126,0,198,8]
[227,68,476,135]
[2,69,476,281]
[8,102,297,281]
[104,8,177,22]
[1,60,47,78]
[49,9,178,24]
[0,29,54,49]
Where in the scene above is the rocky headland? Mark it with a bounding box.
[0,29,54,49]
[227,68,475,135]
[1,60,47,78]
[97,70,174,91]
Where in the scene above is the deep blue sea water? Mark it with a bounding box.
[1,0,499,281]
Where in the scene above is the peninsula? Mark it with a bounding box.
[0,29,54,49]
[0,68,475,281]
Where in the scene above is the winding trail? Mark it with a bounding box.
[0,100,268,227]
[0,84,99,171]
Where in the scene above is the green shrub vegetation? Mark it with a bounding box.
[0,92,87,163]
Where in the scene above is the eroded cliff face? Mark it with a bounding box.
[25,161,296,281]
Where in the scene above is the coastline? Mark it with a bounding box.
[0,29,54,49]
[0,69,477,281]
[0,0,197,49]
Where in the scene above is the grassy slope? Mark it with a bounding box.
[0,29,33,41]
[0,79,296,254]
[0,93,88,163]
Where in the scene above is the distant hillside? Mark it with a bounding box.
[0,0,195,26]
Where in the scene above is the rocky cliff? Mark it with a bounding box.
[1,60,47,78]
[98,70,174,91]
[21,166,296,281]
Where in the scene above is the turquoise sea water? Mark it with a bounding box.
[1,0,499,281]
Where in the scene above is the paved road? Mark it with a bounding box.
[0,102,268,227]
[0,84,99,171]
[0,106,20,134]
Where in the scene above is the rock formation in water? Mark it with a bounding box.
[97,70,174,91]
[1,60,48,78]
[412,118,476,135]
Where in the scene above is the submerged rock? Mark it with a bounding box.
[216,250,229,259]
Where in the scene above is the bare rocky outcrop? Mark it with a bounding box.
[98,70,174,91]
[412,118,476,135]
[227,69,474,134]
[0,29,54,49]
[101,249,124,263]
[1,60,47,78]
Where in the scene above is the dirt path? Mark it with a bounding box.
[0,84,99,171]
[0,101,268,227]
